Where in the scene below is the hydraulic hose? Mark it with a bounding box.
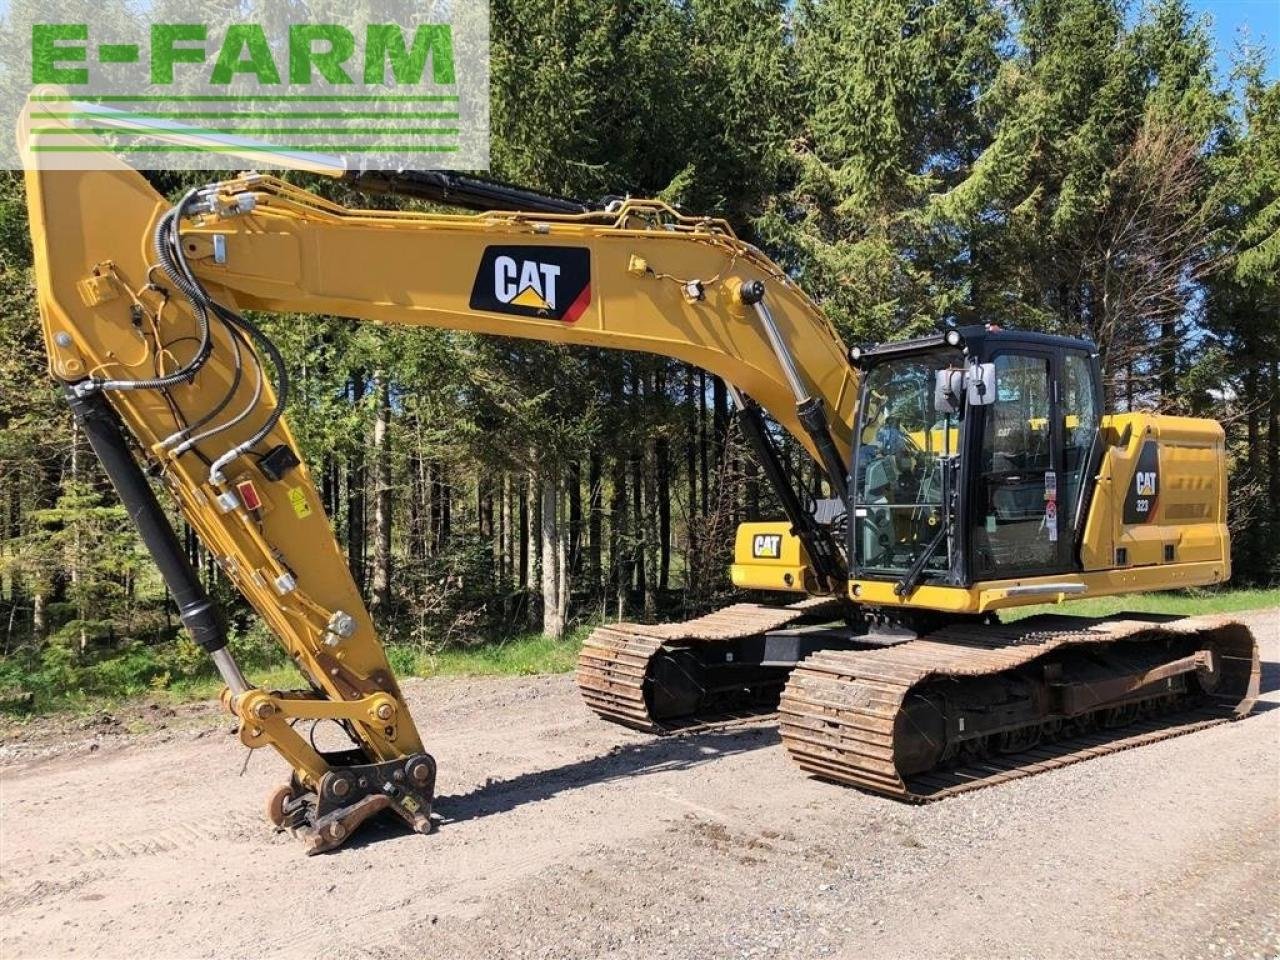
[141,187,291,483]
[170,319,261,457]
[160,314,248,451]
[74,191,214,397]
[205,303,289,485]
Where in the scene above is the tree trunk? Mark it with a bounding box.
[526,472,539,628]
[69,417,87,653]
[478,476,491,538]
[322,454,337,519]
[32,590,46,640]
[427,463,439,557]
[643,441,659,619]
[539,468,564,639]
[1245,365,1261,476]
[496,472,508,580]
[699,370,710,517]
[441,465,451,546]
[712,375,729,469]
[518,474,529,590]
[30,430,61,637]
[568,460,582,578]
[5,480,20,592]
[610,451,628,618]
[505,473,516,583]
[347,371,367,592]
[370,375,392,616]
[557,498,570,631]
[684,365,697,526]
[408,431,426,566]
[526,473,539,590]
[587,449,602,592]
[630,450,645,601]
[656,432,671,593]
[184,522,199,571]
[1159,319,1176,409]
[1269,359,1279,519]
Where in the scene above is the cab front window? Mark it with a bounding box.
[853,350,962,576]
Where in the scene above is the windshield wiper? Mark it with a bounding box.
[893,521,949,597]
[894,442,957,597]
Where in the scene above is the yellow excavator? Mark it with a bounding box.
[23,119,1259,853]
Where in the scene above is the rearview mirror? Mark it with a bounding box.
[935,363,997,411]
[967,361,997,406]
[934,368,966,413]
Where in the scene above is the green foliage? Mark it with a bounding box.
[0,622,587,716]
[0,617,292,714]
[390,627,590,679]
[760,0,1005,341]
[1,0,1277,715]
[24,482,141,618]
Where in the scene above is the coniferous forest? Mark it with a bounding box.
[0,0,1276,706]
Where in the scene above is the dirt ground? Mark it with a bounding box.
[1,607,1276,960]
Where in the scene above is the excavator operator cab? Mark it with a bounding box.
[848,325,1103,594]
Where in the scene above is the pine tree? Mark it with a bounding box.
[761,0,1006,342]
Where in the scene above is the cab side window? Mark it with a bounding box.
[1062,351,1100,532]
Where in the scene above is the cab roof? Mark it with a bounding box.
[852,325,1097,367]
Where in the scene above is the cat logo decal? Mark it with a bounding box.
[752,534,783,559]
[470,246,591,322]
[1123,441,1160,524]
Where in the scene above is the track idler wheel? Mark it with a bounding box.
[893,692,947,778]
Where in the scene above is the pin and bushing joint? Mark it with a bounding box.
[738,279,766,305]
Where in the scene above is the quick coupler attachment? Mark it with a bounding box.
[267,753,438,855]
[221,680,434,854]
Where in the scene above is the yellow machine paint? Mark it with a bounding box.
[731,522,812,593]
[23,143,858,849]
[1083,413,1229,572]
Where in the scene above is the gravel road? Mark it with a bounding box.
[1,607,1276,960]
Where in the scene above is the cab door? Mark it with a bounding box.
[968,346,1102,581]
[1059,348,1103,561]
[968,350,1062,579]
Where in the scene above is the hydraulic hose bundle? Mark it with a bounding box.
[73,185,290,488]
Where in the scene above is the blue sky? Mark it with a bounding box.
[1187,0,1278,82]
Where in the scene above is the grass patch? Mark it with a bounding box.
[1001,586,1280,621]
[0,627,593,719]
[4,588,1275,721]
[99,631,589,708]
[399,627,589,679]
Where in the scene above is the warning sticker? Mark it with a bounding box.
[287,488,312,519]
